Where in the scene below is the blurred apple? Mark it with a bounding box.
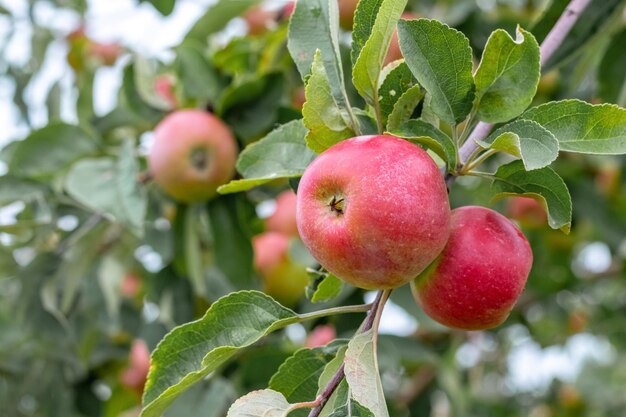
[121,339,150,395]
[505,196,548,229]
[266,190,299,237]
[121,272,142,298]
[305,324,336,347]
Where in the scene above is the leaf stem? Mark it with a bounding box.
[448,0,592,183]
[461,149,498,174]
[307,289,388,417]
[297,303,373,322]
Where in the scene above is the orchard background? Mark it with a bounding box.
[1,0,626,416]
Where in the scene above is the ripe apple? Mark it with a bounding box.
[339,0,359,30]
[253,232,309,306]
[305,324,336,347]
[244,5,278,35]
[148,110,237,202]
[505,196,547,229]
[154,74,178,109]
[413,206,533,330]
[121,339,150,394]
[121,272,142,298]
[266,190,299,237]
[296,135,451,290]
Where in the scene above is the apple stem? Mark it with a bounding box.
[307,289,388,417]
[450,0,592,180]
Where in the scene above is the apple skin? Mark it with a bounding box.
[148,110,237,203]
[505,196,547,229]
[244,5,278,35]
[154,74,178,109]
[339,0,359,30]
[266,190,299,237]
[121,339,151,394]
[253,232,309,306]
[413,206,533,330]
[305,324,336,348]
[296,135,451,290]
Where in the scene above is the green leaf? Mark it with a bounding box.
[288,0,351,112]
[141,291,298,417]
[311,273,344,304]
[176,41,225,105]
[182,205,207,297]
[522,100,626,154]
[352,0,408,105]
[474,27,540,123]
[386,84,424,131]
[387,119,457,172]
[480,120,558,170]
[303,51,354,153]
[165,378,236,417]
[185,0,261,41]
[207,195,255,290]
[351,0,385,66]
[327,401,376,417]
[344,329,389,417]
[0,176,48,205]
[65,140,146,236]
[598,27,626,106]
[145,0,175,16]
[378,62,417,125]
[133,56,172,111]
[317,347,349,417]
[492,160,572,232]
[9,123,98,178]
[398,18,475,125]
[226,389,293,417]
[218,120,316,194]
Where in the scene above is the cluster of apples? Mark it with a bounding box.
[296,135,533,330]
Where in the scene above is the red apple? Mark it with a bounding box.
[121,272,141,298]
[305,324,336,347]
[154,74,178,109]
[244,5,278,35]
[148,110,237,202]
[88,42,123,66]
[339,0,359,30]
[281,1,296,20]
[121,339,150,393]
[266,190,299,237]
[296,135,450,290]
[505,196,547,229]
[253,232,309,306]
[413,206,533,330]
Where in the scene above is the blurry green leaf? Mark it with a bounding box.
[176,41,225,105]
[207,194,255,290]
[474,27,540,123]
[185,0,261,41]
[65,140,147,236]
[226,389,293,417]
[133,56,173,111]
[218,120,316,194]
[598,27,626,106]
[46,82,62,122]
[311,274,343,304]
[378,62,417,125]
[522,100,626,154]
[388,119,457,171]
[141,291,298,417]
[182,205,206,297]
[122,64,165,125]
[480,120,559,170]
[352,0,408,105]
[165,378,236,417]
[386,84,424,131]
[143,0,175,16]
[492,160,572,232]
[9,123,98,179]
[0,176,48,204]
[288,0,351,113]
[398,19,474,124]
[0,249,17,280]
[303,51,354,153]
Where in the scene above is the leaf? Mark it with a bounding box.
[352,0,408,105]
[344,329,389,417]
[65,140,147,236]
[387,119,457,172]
[133,56,172,111]
[492,160,572,232]
[0,176,48,205]
[327,401,376,417]
[288,0,351,112]
[474,27,540,123]
[398,18,475,125]
[9,123,98,178]
[521,100,626,154]
[480,120,558,170]
[165,378,236,417]
[598,27,626,106]
[351,0,385,66]
[311,274,344,304]
[141,291,303,417]
[185,0,261,41]
[317,347,349,417]
[176,41,225,105]
[227,389,293,417]
[386,85,424,131]
[218,120,316,194]
[378,62,417,125]
[207,195,255,290]
[303,51,354,153]
[182,205,207,297]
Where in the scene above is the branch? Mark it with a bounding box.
[451,0,592,175]
[307,290,388,417]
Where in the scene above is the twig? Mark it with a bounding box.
[450,0,592,180]
[307,290,387,417]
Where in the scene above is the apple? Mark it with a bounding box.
[281,1,296,20]
[148,110,237,202]
[253,232,309,306]
[154,74,178,109]
[305,324,336,347]
[292,86,306,111]
[413,206,533,330]
[244,5,278,35]
[88,41,123,66]
[339,0,359,30]
[296,135,451,290]
[384,12,418,66]
[121,339,150,393]
[121,272,142,298]
[505,196,547,229]
[266,190,299,237]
